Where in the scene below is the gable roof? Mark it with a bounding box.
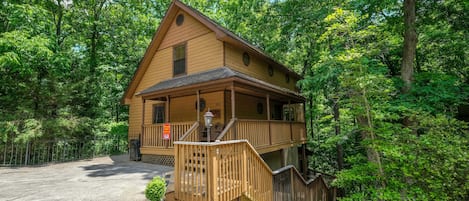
[137,67,303,100]
[122,0,301,104]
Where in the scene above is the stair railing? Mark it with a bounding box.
[272,165,336,201]
[174,140,336,201]
[174,140,273,201]
[215,118,237,141]
[178,121,199,141]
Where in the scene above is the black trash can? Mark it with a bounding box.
[129,139,141,161]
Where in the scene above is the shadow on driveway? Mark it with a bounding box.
[0,154,174,201]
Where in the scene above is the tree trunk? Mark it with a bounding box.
[333,98,344,170]
[401,0,417,93]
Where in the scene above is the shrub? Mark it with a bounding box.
[145,176,167,201]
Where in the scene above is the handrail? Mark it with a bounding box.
[308,167,337,179]
[273,165,333,190]
[178,121,199,141]
[173,140,336,201]
[216,118,236,140]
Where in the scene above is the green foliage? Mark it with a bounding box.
[145,176,167,201]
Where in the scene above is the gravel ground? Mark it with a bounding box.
[0,154,173,201]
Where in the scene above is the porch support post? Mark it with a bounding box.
[231,83,236,138]
[231,83,235,119]
[267,94,272,145]
[196,90,200,122]
[289,100,293,142]
[266,94,271,121]
[302,144,308,177]
[166,96,170,123]
[141,98,146,145]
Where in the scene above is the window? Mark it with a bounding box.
[153,104,165,124]
[268,65,274,76]
[176,14,184,26]
[242,52,250,66]
[173,44,186,76]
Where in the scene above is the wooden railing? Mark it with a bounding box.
[178,122,200,142]
[217,119,307,151]
[174,140,273,201]
[142,122,195,148]
[273,165,336,201]
[174,140,336,201]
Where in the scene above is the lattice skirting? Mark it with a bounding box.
[141,154,175,166]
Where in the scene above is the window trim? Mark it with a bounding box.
[173,43,187,77]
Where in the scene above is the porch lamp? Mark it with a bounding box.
[204,109,214,142]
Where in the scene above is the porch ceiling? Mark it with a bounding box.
[136,67,305,102]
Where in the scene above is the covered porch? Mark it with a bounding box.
[136,67,306,156]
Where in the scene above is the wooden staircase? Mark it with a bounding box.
[173,140,336,201]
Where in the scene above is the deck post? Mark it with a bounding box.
[211,146,219,201]
[174,143,180,199]
[231,83,236,138]
[141,98,146,146]
[196,90,200,122]
[242,145,248,193]
[288,100,293,142]
[267,94,272,145]
[165,96,170,123]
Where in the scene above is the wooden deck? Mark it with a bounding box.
[173,140,336,201]
[140,119,306,155]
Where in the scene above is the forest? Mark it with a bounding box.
[0,0,468,200]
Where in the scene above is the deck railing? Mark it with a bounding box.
[141,119,306,153]
[273,165,336,201]
[178,122,200,142]
[174,140,272,201]
[217,119,306,151]
[174,140,336,201]
[141,122,195,148]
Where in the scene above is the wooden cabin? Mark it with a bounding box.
[123,0,306,169]
[122,1,336,200]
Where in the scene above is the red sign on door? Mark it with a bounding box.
[163,123,171,140]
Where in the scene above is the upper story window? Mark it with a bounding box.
[268,65,274,76]
[242,52,250,66]
[176,14,184,26]
[173,44,186,76]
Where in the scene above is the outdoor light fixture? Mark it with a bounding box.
[204,109,214,142]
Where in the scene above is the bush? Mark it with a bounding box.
[145,176,166,201]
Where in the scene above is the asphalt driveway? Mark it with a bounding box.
[0,154,173,201]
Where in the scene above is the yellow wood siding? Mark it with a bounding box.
[187,32,224,73]
[170,95,197,122]
[200,92,225,125]
[224,43,298,91]
[235,93,268,120]
[128,98,142,140]
[129,12,225,140]
[159,10,211,50]
[136,48,172,92]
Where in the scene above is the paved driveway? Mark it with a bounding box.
[0,155,173,201]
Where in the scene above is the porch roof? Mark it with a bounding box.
[136,67,304,100]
